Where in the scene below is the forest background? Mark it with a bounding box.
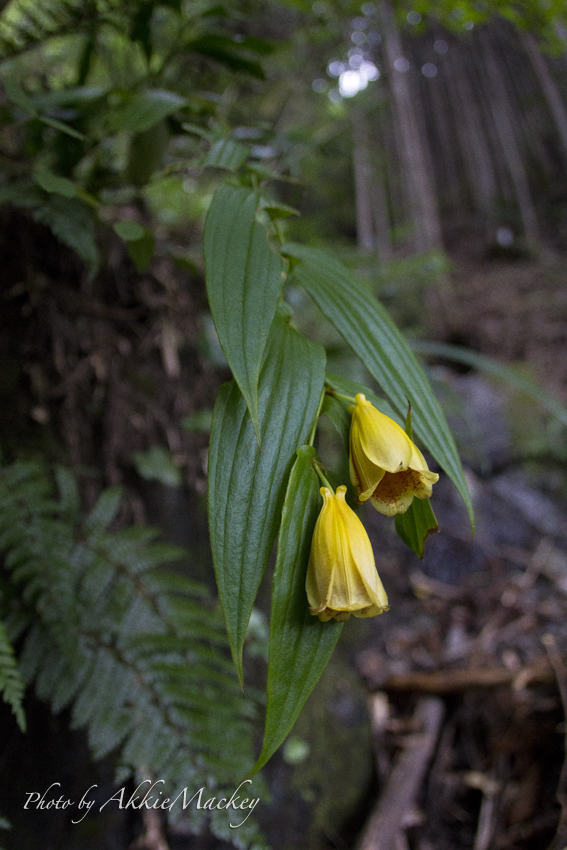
[1,0,567,848]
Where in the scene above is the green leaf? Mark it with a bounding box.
[204,139,250,171]
[410,340,567,428]
[54,466,80,522]
[31,197,99,279]
[284,243,473,530]
[84,487,122,532]
[108,89,186,133]
[113,221,145,241]
[324,373,400,422]
[259,200,300,221]
[127,232,154,272]
[235,35,275,56]
[4,78,37,114]
[33,169,77,198]
[38,115,85,140]
[252,445,342,773]
[394,403,439,557]
[113,221,154,271]
[0,619,26,731]
[188,34,265,79]
[182,409,213,433]
[204,183,284,443]
[207,318,326,684]
[395,497,439,560]
[132,446,182,488]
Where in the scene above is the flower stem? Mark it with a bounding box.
[307,385,327,447]
[312,460,334,492]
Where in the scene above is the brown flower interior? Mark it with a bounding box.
[372,468,428,515]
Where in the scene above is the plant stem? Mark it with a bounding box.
[330,391,356,404]
[307,385,327,447]
[312,460,334,492]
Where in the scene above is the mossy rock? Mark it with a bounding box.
[264,653,373,850]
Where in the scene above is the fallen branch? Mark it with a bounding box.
[370,658,554,695]
[543,634,567,850]
[357,696,444,850]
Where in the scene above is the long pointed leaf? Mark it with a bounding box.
[284,244,473,529]
[252,445,343,773]
[204,184,284,443]
[410,340,567,428]
[208,319,326,685]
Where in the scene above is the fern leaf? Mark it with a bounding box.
[0,619,26,731]
[54,467,80,522]
[0,459,263,843]
[83,486,123,532]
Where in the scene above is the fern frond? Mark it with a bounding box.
[0,0,163,60]
[0,460,263,843]
[0,0,98,60]
[0,618,26,731]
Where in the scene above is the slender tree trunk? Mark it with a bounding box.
[523,31,567,165]
[478,29,539,243]
[380,0,443,254]
[499,26,556,183]
[352,112,375,252]
[472,38,515,208]
[444,37,498,219]
[421,66,461,212]
[380,92,407,238]
[371,146,393,265]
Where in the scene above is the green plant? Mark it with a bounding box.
[0,460,263,846]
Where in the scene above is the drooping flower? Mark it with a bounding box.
[306,485,388,622]
[349,393,439,516]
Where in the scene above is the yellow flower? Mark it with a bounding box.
[306,485,389,623]
[349,393,439,517]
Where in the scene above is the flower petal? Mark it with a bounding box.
[351,394,413,474]
[408,441,431,472]
[336,491,389,613]
[349,429,385,501]
[305,487,337,615]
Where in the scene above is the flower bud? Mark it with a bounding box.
[306,485,388,622]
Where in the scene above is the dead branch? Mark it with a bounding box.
[543,634,567,850]
[357,696,445,850]
[370,658,555,695]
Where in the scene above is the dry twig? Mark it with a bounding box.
[357,697,445,850]
[371,658,554,695]
[543,634,567,850]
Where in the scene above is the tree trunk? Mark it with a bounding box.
[421,63,462,213]
[444,36,498,219]
[478,29,539,243]
[352,112,375,252]
[522,31,567,165]
[371,146,393,265]
[499,26,556,183]
[379,0,443,254]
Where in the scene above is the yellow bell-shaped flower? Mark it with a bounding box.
[306,485,389,623]
[349,393,439,517]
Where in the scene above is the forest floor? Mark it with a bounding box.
[341,242,567,850]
